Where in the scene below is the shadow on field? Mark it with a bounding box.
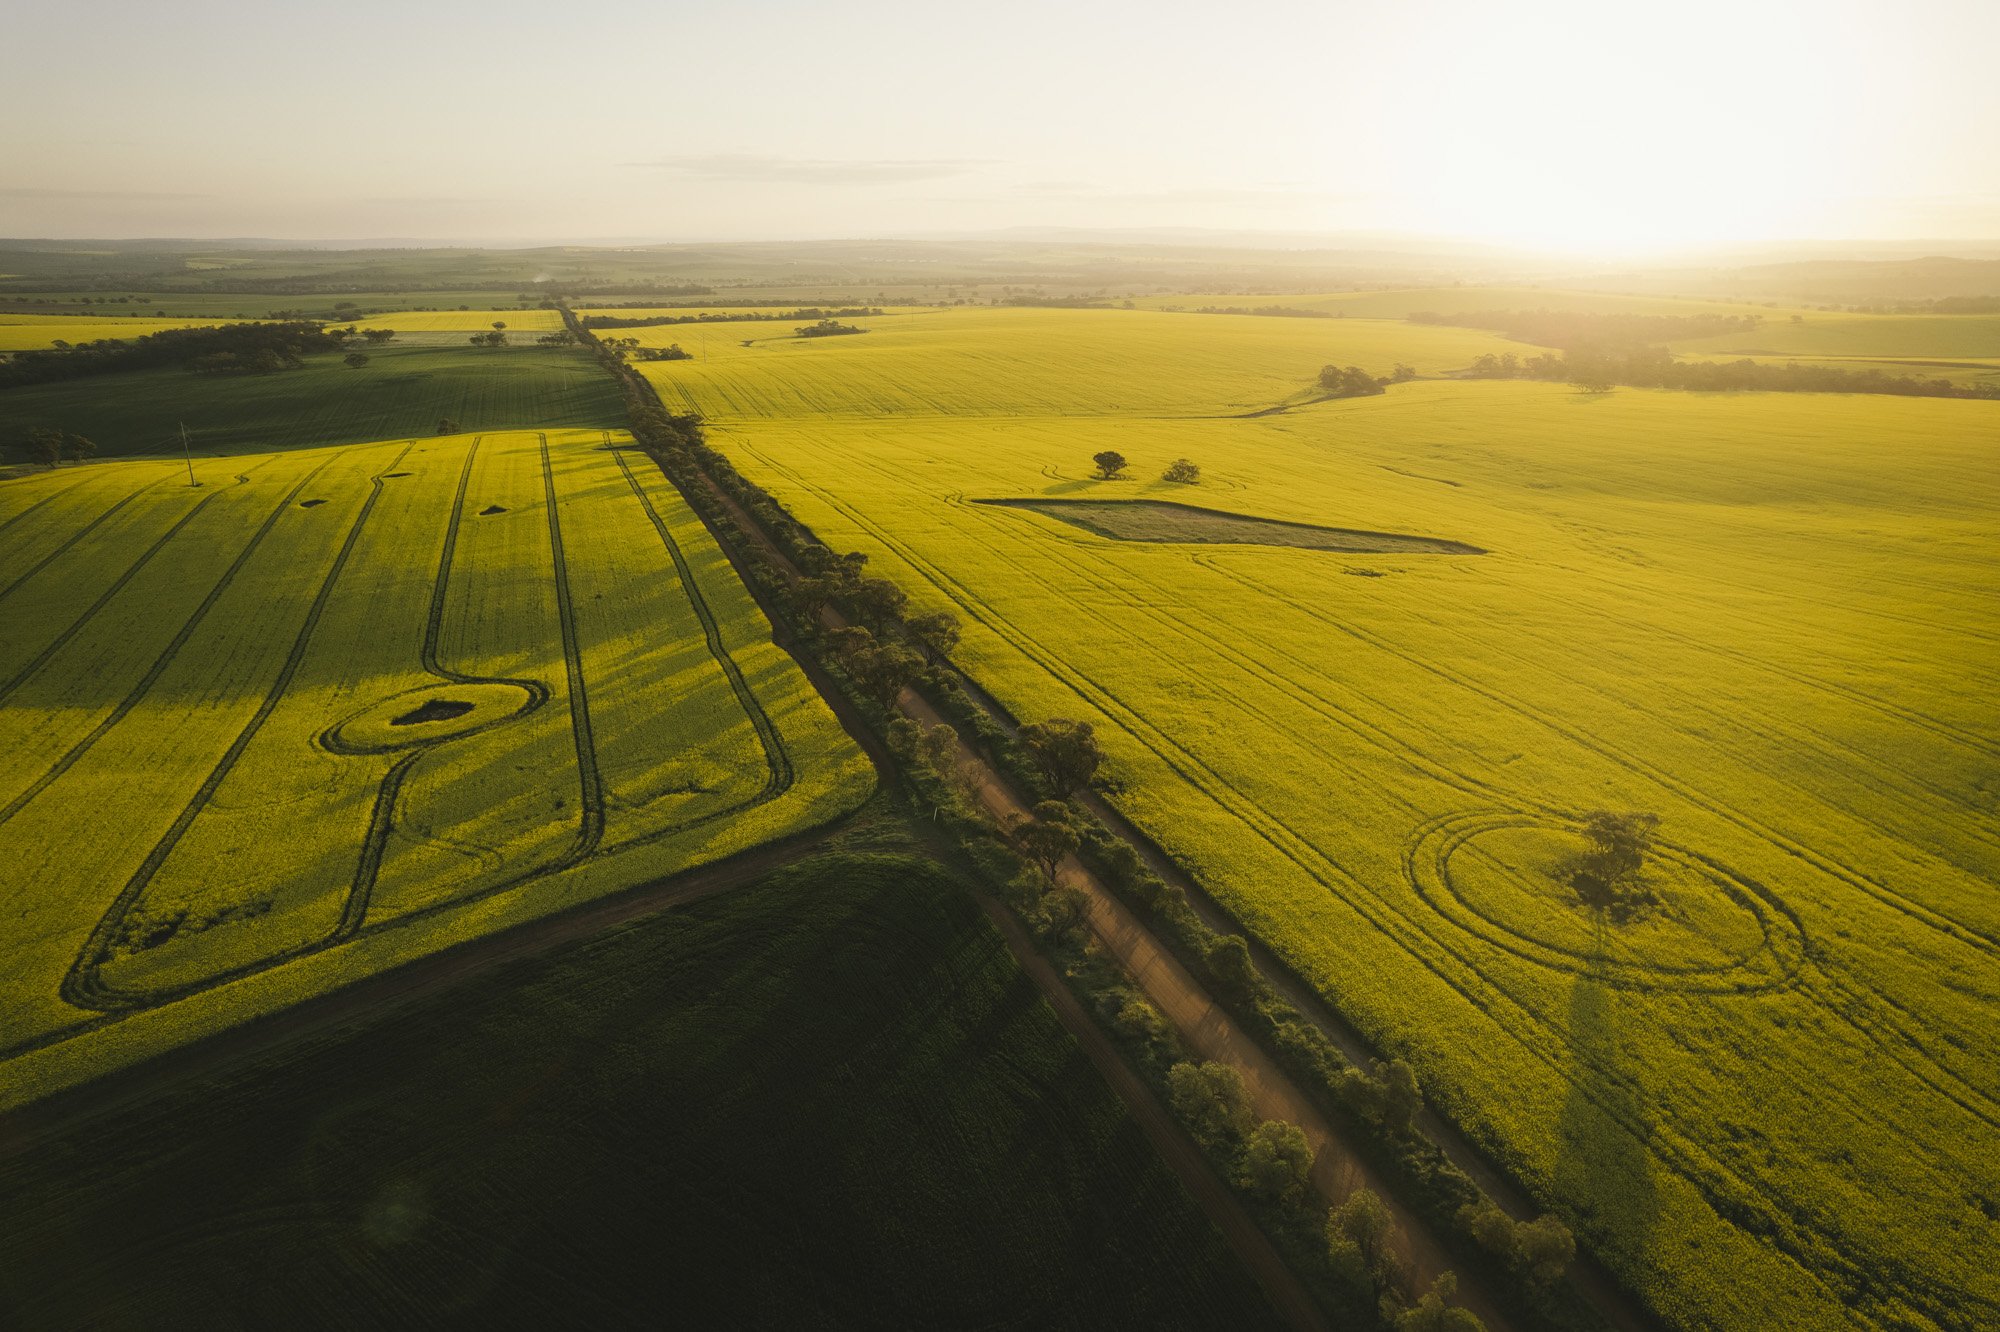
[1556,932,1661,1271]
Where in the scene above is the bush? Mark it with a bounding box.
[1239,1119,1315,1200]
[1113,995,1170,1048]
[1167,1061,1253,1147]
[1203,934,1257,995]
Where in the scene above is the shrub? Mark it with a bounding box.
[1167,1061,1253,1147]
[1239,1119,1315,1200]
[1203,934,1258,995]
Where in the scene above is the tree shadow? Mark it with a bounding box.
[1555,916,1661,1269]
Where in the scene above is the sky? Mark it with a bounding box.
[4,0,1998,254]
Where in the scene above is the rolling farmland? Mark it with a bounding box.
[624,305,1528,418]
[636,306,2000,1331]
[0,429,872,1107]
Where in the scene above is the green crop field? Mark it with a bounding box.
[1,344,624,457]
[1668,313,2000,389]
[0,849,1280,1329]
[636,306,2000,1332]
[1670,312,2000,360]
[0,429,873,1108]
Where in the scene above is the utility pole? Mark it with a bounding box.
[179,422,200,487]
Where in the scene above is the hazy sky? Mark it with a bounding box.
[5,0,1997,252]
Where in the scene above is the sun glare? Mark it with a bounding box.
[1372,0,1866,254]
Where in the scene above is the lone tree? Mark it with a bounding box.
[1396,1273,1485,1331]
[1326,1187,1399,1289]
[847,576,908,631]
[1038,883,1091,942]
[1240,1119,1315,1200]
[343,351,370,369]
[362,327,396,343]
[1167,1061,1253,1147]
[1014,800,1081,884]
[1515,1214,1577,1289]
[849,641,925,707]
[1091,449,1129,479]
[1569,810,1661,917]
[436,417,461,435]
[1204,934,1257,995]
[905,609,961,664]
[789,574,839,621]
[886,717,959,780]
[491,320,507,330]
[1019,718,1103,795]
[1342,1057,1423,1134]
[1161,457,1201,484]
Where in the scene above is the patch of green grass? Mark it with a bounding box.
[0,851,1280,1330]
[0,345,623,457]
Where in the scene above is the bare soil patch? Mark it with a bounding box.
[981,498,1484,554]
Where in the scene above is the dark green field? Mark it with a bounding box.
[0,850,1277,1331]
[1,344,624,458]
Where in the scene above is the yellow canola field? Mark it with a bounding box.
[625,305,1526,418]
[1128,285,1807,320]
[345,308,565,332]
[0,313,260,351]
[0,430,873,1107]
[637,306,2000,1332]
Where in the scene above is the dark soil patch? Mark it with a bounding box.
[391,698,476,726]
[480,504,507,515]
[298,499,326,508]
[980,498,1484,555]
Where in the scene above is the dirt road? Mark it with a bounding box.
[685,457,1512,1329]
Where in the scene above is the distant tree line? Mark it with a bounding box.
[0,321,341,388]
[1196,305,1340,319]
[796,319,865,338]
[583,307,883,329]
[1836,295,2000,315]
[1408,308,1762,348]
[1003,296,1115,309]
[9,427,97,466]
[1464,346,2000,399]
